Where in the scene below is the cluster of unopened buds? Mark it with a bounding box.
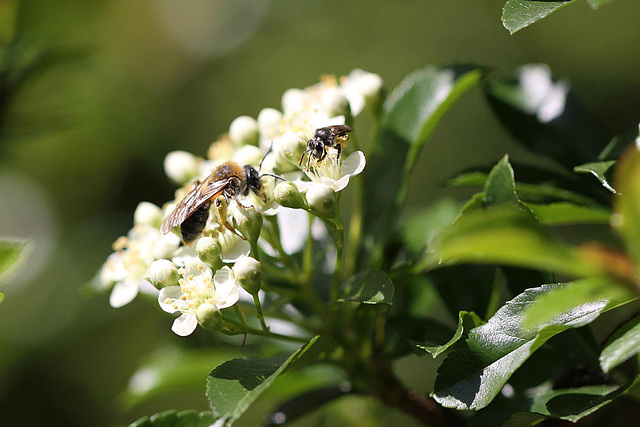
[98,70,383,337]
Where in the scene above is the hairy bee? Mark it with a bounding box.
[161,161,263,245]
[299,125,353,170]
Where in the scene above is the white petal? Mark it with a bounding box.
[321,175,349,192]
[220,235,251,263]
[342,151,366,177]
[171,313,198,336]
[277,208,309,255]
[213,266,235,295]
[109,280,139,308]
[293,180,312,193]
[158,286,182,313]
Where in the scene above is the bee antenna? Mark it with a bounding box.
[259,172,286,182]
[259,142,274,171]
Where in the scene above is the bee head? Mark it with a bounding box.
[243,165,262,196]
[307,138,326,160]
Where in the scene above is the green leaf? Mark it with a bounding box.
[338,270,394,304]
[574,160,617,193]
[600,315,640,373]
[264,385,351,426]
[0,239,27,280]
[0,291,3,305]
[432,284,613,410]
[483,155,520,207]
[525,202,611,225]
[206,335,337,426]
[120,346,243,408]
[484,64,606,169]
[412,311,484,358]
[424,207,600,278]
[612,143,640,265]
[525,383,629,422]
[502,0,580,34]
[362,65,484,266]
[522,278,633,328]
[130,410,215,427]
[450,171,596,205]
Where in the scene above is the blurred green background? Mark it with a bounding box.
[0,0,639,425]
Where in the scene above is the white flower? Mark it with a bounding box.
[298,150,366,192]
[100,225,169,308]
[341,69,384,116]
[158,263,240,336]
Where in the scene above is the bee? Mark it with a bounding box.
[161,161,263,245]
[299,125,353,170]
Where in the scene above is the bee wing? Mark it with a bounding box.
[160,177,230,234]
[327,125,353,138]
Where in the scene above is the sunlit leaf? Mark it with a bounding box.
[362,65,484,266]
[574,160,616,193]
[206,335,337,426]
[502,1,580,34]
[424,207,600,278]
[522,278,633,328]
[130,410,215,427]
[432,284,614,410]
[0,239,27,280]
[337,270,394,305]
[484,64,606,169]
[600,315,640,373]
[411,311,484,358]
[484,155,520,207]
[525,202,611,225]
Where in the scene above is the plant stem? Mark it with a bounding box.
[252,293,269,332]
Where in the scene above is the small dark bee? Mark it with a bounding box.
[299,125,353,170]
[161,161,263,245]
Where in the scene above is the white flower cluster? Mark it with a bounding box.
[97,69,382,336]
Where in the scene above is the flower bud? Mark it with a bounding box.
[196,302,222,330]
[233,256,262,295]
[147,259,179,290]
[274,181,307,209]
[306,183,336,218]
[153,232,181,259]
[229,115,259,147]
[134,202,164,228]
[257,107,282,146]
[234,145,263,166]
[234,206,263,244]
[164,151,200,185]
[275,131,305,169]
[196,236,222,267]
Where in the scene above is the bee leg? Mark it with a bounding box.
[336,143,342,160]
[214,196,246,240]
[299,149,308,167]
